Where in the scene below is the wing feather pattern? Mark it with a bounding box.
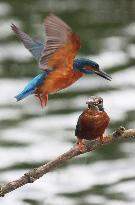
[11,24,44,61]
[39,14,80,70]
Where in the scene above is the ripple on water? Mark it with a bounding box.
[0,29,135,205]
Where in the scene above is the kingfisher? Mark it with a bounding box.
[11,14,111,108]
[75,96,110,152]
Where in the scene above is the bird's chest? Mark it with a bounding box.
[80,111,110,140]
[38,66,83,94]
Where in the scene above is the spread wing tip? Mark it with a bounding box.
[44,13,72,32]
[11,23,19,33]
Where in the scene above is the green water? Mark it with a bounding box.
[0,0,135,205]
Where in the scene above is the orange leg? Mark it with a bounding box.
[35,94,44,108]
[76,138,85,152]
[99,135,104,144]
[44,94,49,106]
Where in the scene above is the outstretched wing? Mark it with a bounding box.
[11,24,44,61]
[39,14,80,70]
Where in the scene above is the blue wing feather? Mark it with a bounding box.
[11,24,44,61]
[15,72,47,101]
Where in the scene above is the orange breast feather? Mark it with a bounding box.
[48,32,80,68]
[37,32,82,94]
[38,64,83,94]
[78,110,110,140]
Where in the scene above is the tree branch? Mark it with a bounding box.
[0,127,135,197]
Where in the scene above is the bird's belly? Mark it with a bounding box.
[37,67,83,94]
[79,112,110,140]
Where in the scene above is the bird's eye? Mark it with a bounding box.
[94,64,99,70]
[98,99,103,104]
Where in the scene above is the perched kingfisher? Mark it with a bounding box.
[11,14,111,108]
[75,96,110,152]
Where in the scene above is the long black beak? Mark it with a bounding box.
[94,69,112,81]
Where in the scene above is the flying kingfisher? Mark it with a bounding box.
[75,96,110,152]
[12,14,111,108]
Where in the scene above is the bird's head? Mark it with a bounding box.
[86,96,104,111]
[73,58,111,81]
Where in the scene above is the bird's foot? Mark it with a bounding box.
[35,94,44,108]
[35,94,49,108]
[24,173,35,183]
[0,185,4,197]
[45,94,49,106]
[99,135,104,144]
[76,139,85,152]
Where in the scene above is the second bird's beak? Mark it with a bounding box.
[94,69,112,81]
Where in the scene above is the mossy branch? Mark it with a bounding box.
[0,127,135,197]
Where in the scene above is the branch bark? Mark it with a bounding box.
[0,127,135,197]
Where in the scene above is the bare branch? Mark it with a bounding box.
[0,127,135,197]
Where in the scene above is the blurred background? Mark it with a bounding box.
[0,0,135,204]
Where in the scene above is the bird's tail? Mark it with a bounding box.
[15,72,47,101]
[15,87,34,101]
